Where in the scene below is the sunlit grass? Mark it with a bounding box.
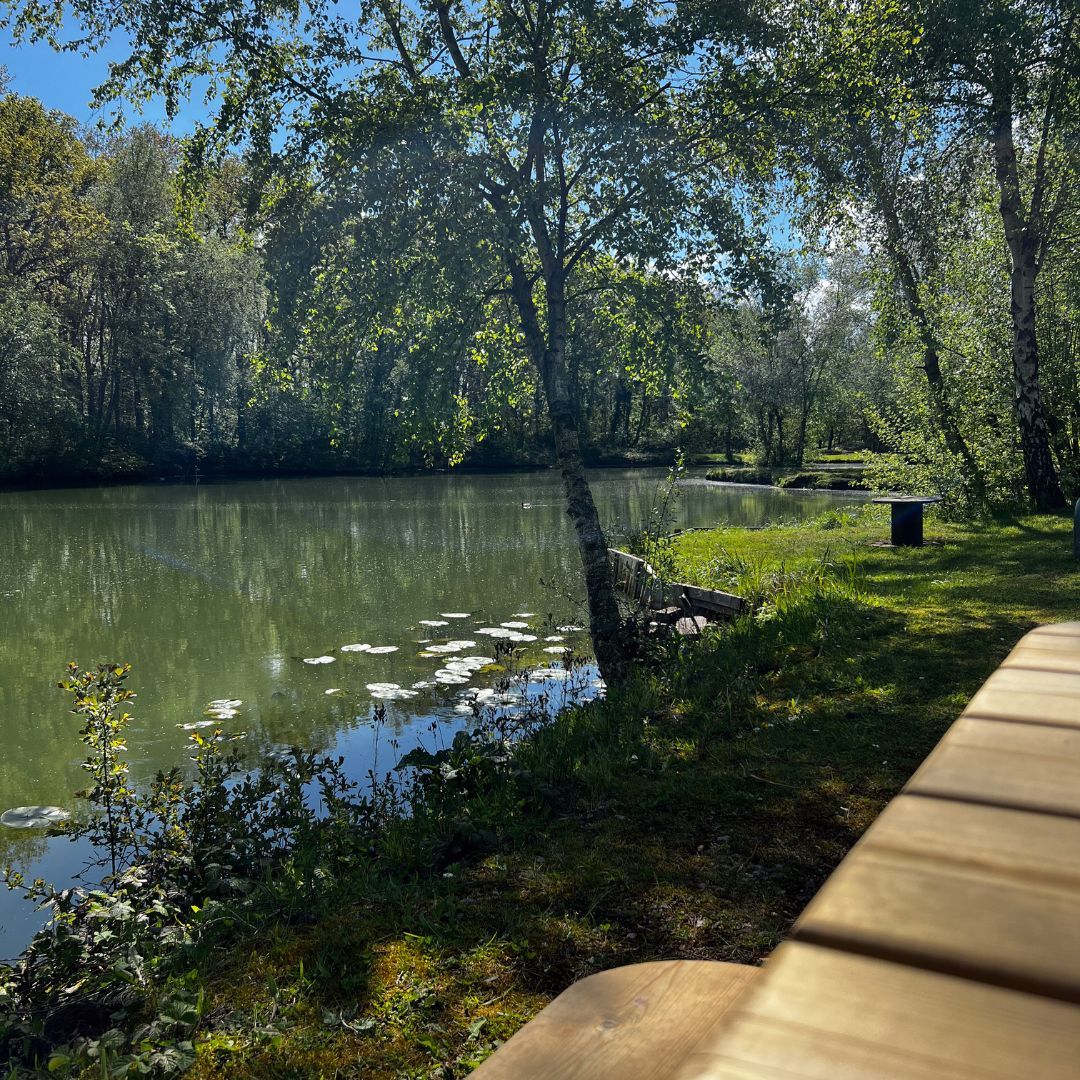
[184,505,1080,1077]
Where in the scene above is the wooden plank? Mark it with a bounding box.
[859,793,1080,886]
[682,942,1080,1079]
[1001,641,1080,676]
[905,715,1080,817]
[470,960,757,1080]
[963,666,1080,729]
[789,817,1080,1000]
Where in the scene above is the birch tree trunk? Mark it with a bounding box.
[991,95,1066,510]
[507,257,625,683]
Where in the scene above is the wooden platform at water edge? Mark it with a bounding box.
[472,622,1080,1079]
[608,548,746,629]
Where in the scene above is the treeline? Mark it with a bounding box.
[3,0,1078,514]
[0,98,264,482]
[0,91,883,485]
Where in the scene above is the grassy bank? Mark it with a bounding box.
[702,464,869,490]
[12,507,1080,1077]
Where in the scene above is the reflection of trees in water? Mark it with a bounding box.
[0,471,848,809]
[0,828,49,872]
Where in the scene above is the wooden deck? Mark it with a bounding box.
[470,622,1080,1078]
[608,548,746,622]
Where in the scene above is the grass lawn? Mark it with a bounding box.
[187,506,1080,1078]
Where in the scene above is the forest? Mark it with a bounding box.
[1,0,1075,517]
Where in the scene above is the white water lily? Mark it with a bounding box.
[303,655,336,665]
[1,805,70,829]
[366,646,399,654]
[341,643,371,653]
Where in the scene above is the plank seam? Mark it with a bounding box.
[790,926,1080,1006]
[903,787,1080,823]
[962,710,1080,734]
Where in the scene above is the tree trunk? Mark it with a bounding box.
[508,259,625,683]
[990,100,1066,510]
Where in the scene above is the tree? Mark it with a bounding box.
[918,0,1078,509]
[14,0,779,678]
[776,0,1078,509]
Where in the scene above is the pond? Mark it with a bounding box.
[0,468,850,953]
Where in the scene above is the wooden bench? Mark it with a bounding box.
[471,623,1080,1078]
[607,548,746,622]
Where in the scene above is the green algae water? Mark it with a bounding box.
[0,469,850,952]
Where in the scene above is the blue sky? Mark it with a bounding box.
[1,30,203,130]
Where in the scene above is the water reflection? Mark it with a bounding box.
[0,468,851,952]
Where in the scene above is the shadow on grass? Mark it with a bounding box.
[191,514,1080,1078]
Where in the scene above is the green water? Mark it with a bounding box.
[0,469,849,950]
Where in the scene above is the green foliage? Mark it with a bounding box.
[0,663,387,1075]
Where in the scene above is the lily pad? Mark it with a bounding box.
[500,621,530,629]
[182,719,219,729]
[512,612,536,618]
[557,624,585,633]
[367,646,399,655]
[208,698,242,709]
[434,669,470,685]
[543,646,567,654]
[303,655,336,665]
[544,635,565,643]
[1,805,70,830]
[324,688,345,695]
[341,643,371,653]
[440,612,471,619]
[419,619,449,627]
[366,682,419,701]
